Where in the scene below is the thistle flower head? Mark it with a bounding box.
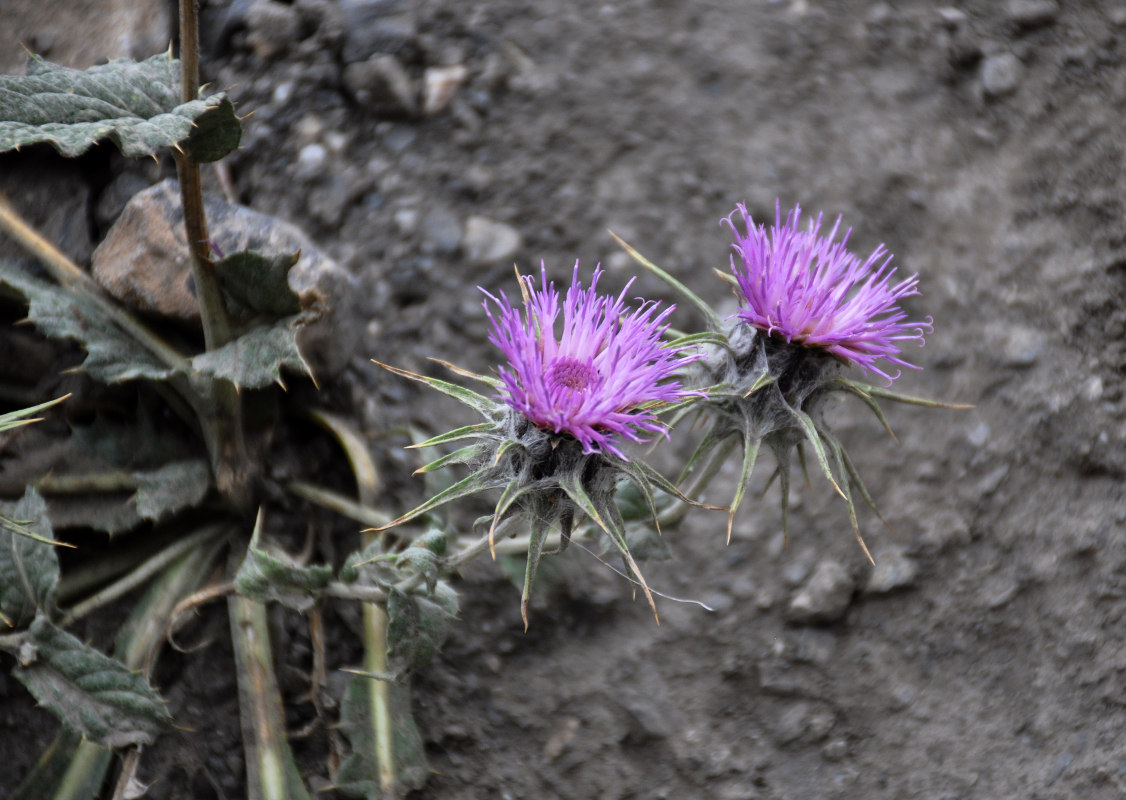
[481,262,699,460]
[724,201,933,384]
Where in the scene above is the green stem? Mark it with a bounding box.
[228,593,314,800]
[175,0,230,352]
[176,0,252,512]
[364,602,396,795]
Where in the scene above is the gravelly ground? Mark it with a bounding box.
[4,1,1126,798]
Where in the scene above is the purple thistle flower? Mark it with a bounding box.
[724,201,934,384]
[481,262,699,460]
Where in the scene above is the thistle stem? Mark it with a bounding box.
[228,592,314,800]
[176,0,252,512]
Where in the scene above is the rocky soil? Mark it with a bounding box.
[4,0,1126,798]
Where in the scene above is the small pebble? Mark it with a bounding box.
[296,143,328,176]
[775,703,811,744]
[463,215,523,266]
[788,561,855,624]
[864,548,919,594]
[343,55,417,116]
[423,64,469,115]
[936,7,968,26]
[822,738,849,761]
[246,0,301,59]
[982,53,1024,98]
[888,684,917,712]
[966,421,990,448]
[986,321,1044,366]
[1005,0,1059,28]
[340,0,418,62]
[272,81,294,103]
[422,205,463,255]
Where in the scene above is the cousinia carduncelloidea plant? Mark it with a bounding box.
[375,263,701,627]
[612,200,962,560]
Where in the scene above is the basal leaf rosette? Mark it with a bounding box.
[612,201,963,559]
[375,263,700,627]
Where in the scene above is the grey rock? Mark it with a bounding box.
[1005,0,1059,28]
[981,53,1024,98]
[936,7,968,27]
[463,216,523,267]
[296,143,328,178]
[888,683,917,711]
[864,547,919,594]
[788,561,855,624]
[983,320,1043,366]
[775,702,812,744]
[423,64,469,115]
[90,179,361,377]
[917,508,971,553]
[246,0,301,60]
[1,0,171,74]
[966,422,990,448]
[308,177,357,226]
[1112,7,1126,27]
[340,0,417,63]
[343,55,417,117]
[715,782,760,800]
[821,738,849,761]
[422,206,464,255]
[806,709,836,742]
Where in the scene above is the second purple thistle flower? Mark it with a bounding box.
[725,201,933,384]
[481,263,699,460]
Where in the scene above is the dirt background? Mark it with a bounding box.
[3,0,1126,798]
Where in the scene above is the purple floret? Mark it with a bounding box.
[725,201,934,383]
[481,262,699,459]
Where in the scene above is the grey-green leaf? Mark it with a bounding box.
[386,584,459,675]
[336,675,428,799]
[234,543,333,613]
[190,316,313,389]
[182,96,242,163]
[0,54,241,161]
[13,616,172,747]
[0,261,174,384]
[214,250,303,318]
[0,488,59,628]
[133,459,212,523]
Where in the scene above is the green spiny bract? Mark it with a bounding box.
[375,362,689,629]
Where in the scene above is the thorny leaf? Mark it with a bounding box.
[234,537,332,613]
[385,584,459,675]
[336,676,427,799]
[190,316,314,389]
[0,395,67,434]
[0,261,174,384]
[372,362,498,418]
[0,488,58,628]
[213,250,302,318]
[0,54,241,161]
[520,515,553,631]
[11,616,172,747]
[132,459,212,523]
